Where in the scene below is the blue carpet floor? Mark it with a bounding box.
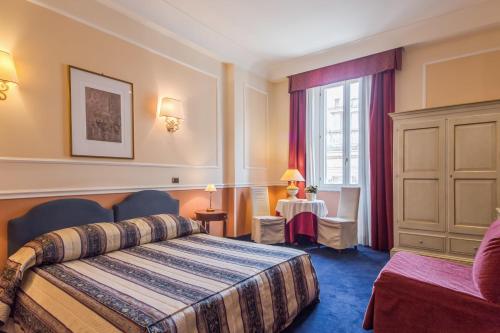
[284,245,389,333]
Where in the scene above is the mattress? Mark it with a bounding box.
[0,215,319,333]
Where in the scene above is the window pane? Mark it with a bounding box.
[349,82,360,184]
[325,85,343,184]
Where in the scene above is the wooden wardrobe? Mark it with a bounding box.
[391,100,500,264]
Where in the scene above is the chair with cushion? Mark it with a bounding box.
[363,220,500,333]
[317,187,360,250]
[251,187,285,244]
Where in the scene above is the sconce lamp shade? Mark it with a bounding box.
[280,169,305,182]
[0,51,18,85]
[160,97,183,119]
[205,184,217,192]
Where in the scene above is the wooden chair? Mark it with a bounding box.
[251,187,286,244]
[318,187,360,250]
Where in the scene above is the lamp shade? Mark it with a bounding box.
[160,97,183,119]
[205,184,217,192]
[0,51,18,84]
[280,169,305,182]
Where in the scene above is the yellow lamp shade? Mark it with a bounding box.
[0,50,18,85]
[160,97,183,119]
[280,169,305,182]
[205,184,217,192]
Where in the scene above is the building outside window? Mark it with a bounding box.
[319,79,363,189]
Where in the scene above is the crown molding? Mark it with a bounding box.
[28,0,223,78]
[268,0,500,80]
[28,0,268,79]
[28,0,500,82]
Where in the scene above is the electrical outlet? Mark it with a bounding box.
[171,177,180,184]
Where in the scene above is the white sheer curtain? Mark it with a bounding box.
[306,88,318,187]
[357,76,371,246]
[305,77,372,246]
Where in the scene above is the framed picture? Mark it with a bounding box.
[69,66,134,159]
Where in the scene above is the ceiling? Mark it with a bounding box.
[97,0,495,78]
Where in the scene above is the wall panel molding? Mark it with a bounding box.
[4,1,223,170]
[243,84,269,170]
[0,182,285,200]
[0,156,218,169]
[421,46,500,108]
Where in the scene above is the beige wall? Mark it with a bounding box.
[8,0,499,250]
[0,0,274,192]
[232,66,271,186]
[222,65,276,236]
[269,80,290,183]
[0,0,223,192]
[396,25,500,112]
[0,0,280,249]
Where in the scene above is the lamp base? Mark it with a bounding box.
[206,208,215,212]
[165,117,181,132]
[286,186,299,200]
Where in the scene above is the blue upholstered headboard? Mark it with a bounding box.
[7,190,180,256]
[113,190,179,221]
[8,199,114,256]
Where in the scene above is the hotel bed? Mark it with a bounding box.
[0,191,319,333]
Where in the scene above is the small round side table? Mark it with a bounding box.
[195,210,228,237]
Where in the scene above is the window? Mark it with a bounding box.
[318,79,364,189]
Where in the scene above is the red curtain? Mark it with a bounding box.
[369,70,395,251]
[288,48,401,250]
[288,90,307,198]
[289,48,402,93]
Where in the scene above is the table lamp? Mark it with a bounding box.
[205,184,217,212]
[280,169,305,200]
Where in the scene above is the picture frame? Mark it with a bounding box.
[69,65,134,159]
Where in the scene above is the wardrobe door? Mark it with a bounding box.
[396,119,446,232]
[448,114,500,235]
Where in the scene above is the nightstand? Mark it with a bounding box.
[195,210,227,237]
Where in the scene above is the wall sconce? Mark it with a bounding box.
[0,50,18,101]
[159,97,183,133]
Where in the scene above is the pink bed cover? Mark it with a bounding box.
[363,251,500,333]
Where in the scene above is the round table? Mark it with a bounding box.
[275,199,328,243]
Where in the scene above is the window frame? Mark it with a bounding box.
[318,78,364,191]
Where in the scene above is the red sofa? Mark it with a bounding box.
[363,221,500,333]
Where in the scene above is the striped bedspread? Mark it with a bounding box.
[1,215,319,333]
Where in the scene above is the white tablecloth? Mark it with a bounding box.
[275,199,328,223]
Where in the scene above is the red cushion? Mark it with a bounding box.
[473,220,500,304]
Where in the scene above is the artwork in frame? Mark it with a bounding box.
[69,66,134,159]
